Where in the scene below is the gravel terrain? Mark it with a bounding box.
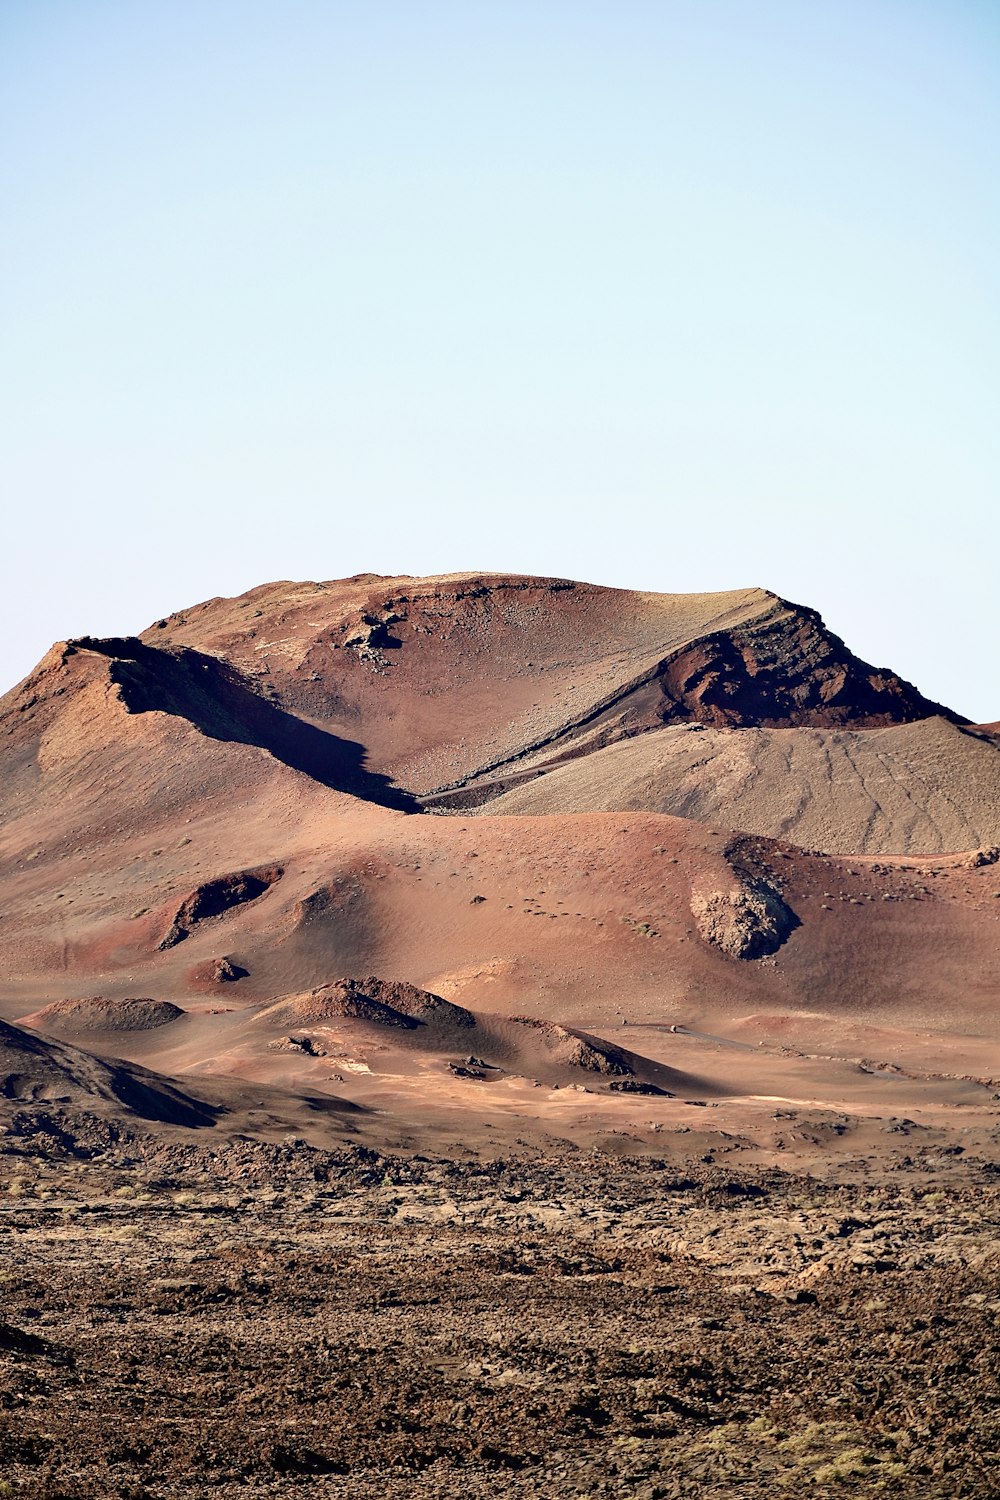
[2,1113,998,1498]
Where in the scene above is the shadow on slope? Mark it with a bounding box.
[71,636,420,812]
[0,1018,219,1128]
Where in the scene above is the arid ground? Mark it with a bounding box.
[3,1114,1000,1498]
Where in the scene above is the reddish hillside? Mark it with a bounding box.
[1,572,996,1154]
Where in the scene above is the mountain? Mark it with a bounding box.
[6,571,987,842]
[1,572,997,1152]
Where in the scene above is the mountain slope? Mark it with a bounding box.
[0,1016,217,1126]
[1,571,998,1154]
[470,715,1000,856]
[3,572,978,863]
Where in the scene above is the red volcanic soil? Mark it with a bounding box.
[0,572,997,1155]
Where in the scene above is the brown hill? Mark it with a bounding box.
[134,573,958,800]
[0,572,996,1156]
[256,976,474,1031]
[1,573,979,857]
[160,976,686,1098]
[0,1017,214,1126]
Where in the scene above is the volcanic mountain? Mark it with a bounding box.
[136,574,963,794]
[1,572,997,1153]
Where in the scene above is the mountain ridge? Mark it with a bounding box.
[1,573,991,861]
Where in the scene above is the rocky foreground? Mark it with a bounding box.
[1,1113,998,1498]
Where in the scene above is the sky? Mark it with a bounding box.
[2,0,997,719]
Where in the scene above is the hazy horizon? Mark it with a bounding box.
[2,1,997,719]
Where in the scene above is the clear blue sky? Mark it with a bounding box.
[2,1,997,718]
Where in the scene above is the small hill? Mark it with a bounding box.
[243,980,681,1094]
[507,1017,633,1075]
[20,996,185,1035]
[256,977,475,1033]
[465,1014,684,1093]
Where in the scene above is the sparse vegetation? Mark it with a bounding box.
[622,916,659,937]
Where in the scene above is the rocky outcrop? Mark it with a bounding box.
[363,978,476,1028]
[509,1018,633,1076]
[188,955,249,985]
[653,598,959,730]
[691,877,799,960]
